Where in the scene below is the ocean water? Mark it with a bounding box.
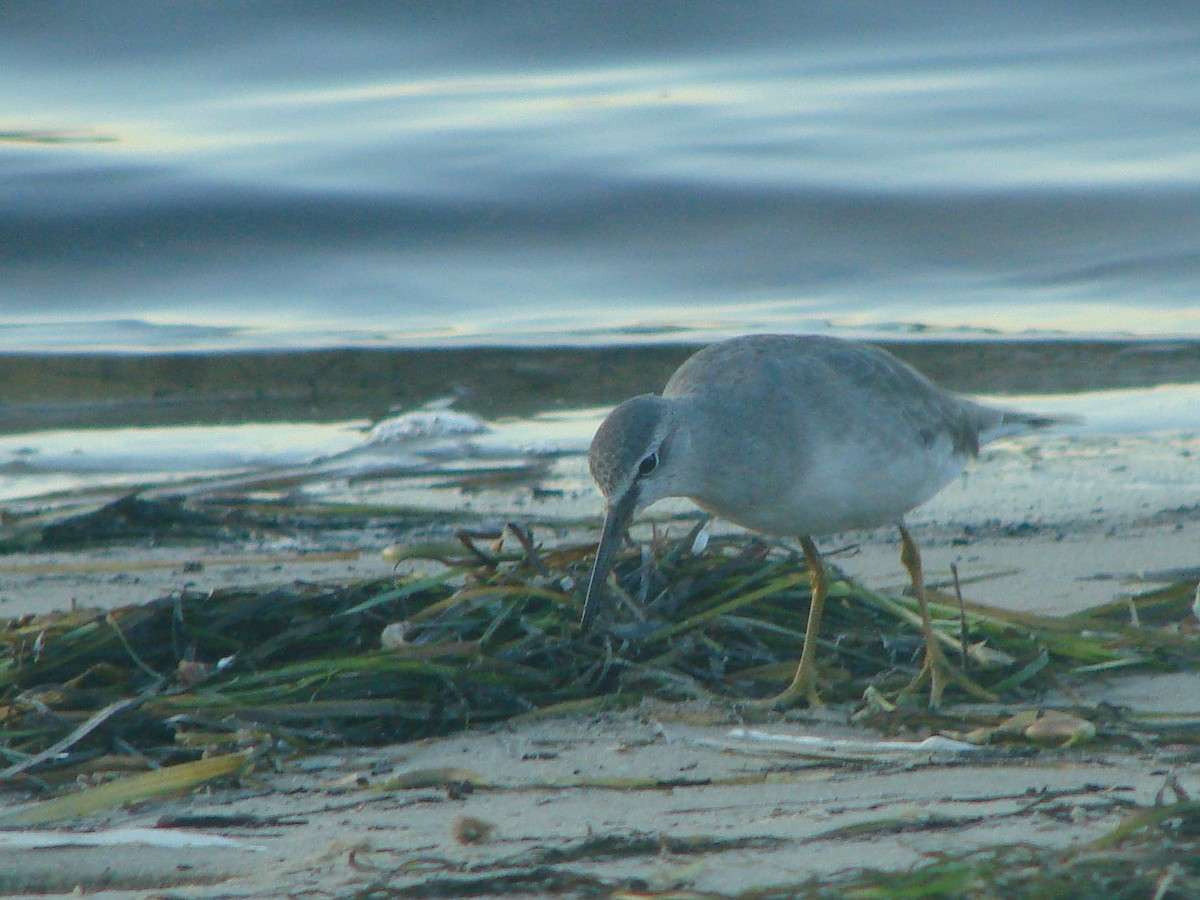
[4,2,1200,352]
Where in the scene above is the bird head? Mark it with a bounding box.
[580,394,683,631]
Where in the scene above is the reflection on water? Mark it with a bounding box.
[2,4,1200,350]
[0,405,596,509]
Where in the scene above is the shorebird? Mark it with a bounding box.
[580,334,1064,708]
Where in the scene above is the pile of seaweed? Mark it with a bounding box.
[1,525,1198,786]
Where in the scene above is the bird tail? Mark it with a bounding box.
[1003,410,1083,430]
[982,409,1083,443]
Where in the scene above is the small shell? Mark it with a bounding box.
[451,815,495,845]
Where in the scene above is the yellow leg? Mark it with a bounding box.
[749,536,826,709]
[896,523,994,709]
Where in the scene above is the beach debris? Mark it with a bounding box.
[380,622,412,650]
[38,493,237,548]
[380,768,488,791]
[0,529,1197,806]
[155,812,306,829]
[370,832,791,898]
[0,681,164,781]
[0,752,252,827]
[771,798,1200,899]
[365,400,488,444]
[994,709,1098,747]
[0,826,262,851]
[718,727,983,761]
[452,814,496,845]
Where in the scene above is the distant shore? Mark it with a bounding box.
[1,338,1199,434]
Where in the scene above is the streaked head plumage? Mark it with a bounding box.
[588,394,673,504]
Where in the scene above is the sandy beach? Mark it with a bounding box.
[3,690,1197,898]
[1,343,1198,897]
[1,449,1198,895]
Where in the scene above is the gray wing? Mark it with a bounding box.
[813,341,1077,446]
[666,335,1001,457]
[804,338,1000,456]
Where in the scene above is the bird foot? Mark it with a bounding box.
[896,652,996,710]
[742,664,825,710]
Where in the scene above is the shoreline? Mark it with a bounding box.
[1,338,1199,434]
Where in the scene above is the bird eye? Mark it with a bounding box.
[637,452,659,477]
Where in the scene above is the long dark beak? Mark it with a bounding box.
[579,487,638,631]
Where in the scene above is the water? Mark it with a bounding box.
[3,384,1199,524]
[4,3,1200,350]
[2,4,1200,514]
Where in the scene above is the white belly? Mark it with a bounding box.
[710,434,966,537]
